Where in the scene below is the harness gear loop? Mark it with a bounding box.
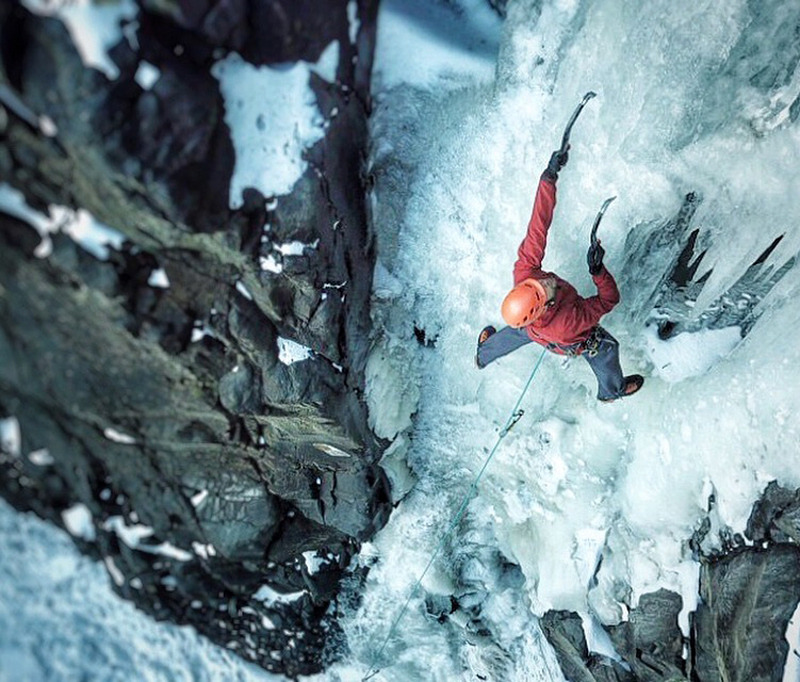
[361,348,548,681]
[584,328,601,357]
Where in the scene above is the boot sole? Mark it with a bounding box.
[599,375,644,402]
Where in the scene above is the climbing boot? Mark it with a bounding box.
[475,325,496,369]
[600,374,644,403]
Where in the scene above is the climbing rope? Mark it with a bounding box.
[362,348,548,681]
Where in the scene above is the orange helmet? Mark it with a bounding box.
[501,278,548,328]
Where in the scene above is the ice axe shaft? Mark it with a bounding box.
[560,91,596,155]
[590,196,616,245]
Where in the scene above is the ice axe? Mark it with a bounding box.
[559,91,596,156]
[590,195,616,247]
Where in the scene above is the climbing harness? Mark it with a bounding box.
[583,329,601,358]
[362,347,548,681]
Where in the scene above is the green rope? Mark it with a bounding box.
[362,347,548,681]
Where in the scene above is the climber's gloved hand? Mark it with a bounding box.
[587,240,605,275]
[544,147,569,180]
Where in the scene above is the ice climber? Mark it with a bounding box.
[475,148,644,402]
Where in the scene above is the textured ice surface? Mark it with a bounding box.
[644,325,742,383]
[373,0,502,92]
[352,0,800,679]
[4,0,800,680]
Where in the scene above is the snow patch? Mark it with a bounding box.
[151,543,193,562]
[61,208,126,259]
[212,42,340,208]
[192,542,217,560]
[27,448,54,466]
[644,325,742,383]
[235,281,253,300]
[191,322,215,343]
[313,443,353,459]
[347,0,360,44]
[62,504,95,542]
[0,185,125,259]
[253,585,306,606]
[103,427,137,445]
[104,556,125,587]
[0,184,54,257]
[302,551,327,575]
[147,268,170,288]
[0,417,21,457]
[277,337,313,365]
[259,254,283,273]
[190,490,209,508]
[103,516,154,547]
[22,0,138,80]
[134,61,160,90]
[103,517,194,562]
[39,115,58,137]
[275,239,318,256]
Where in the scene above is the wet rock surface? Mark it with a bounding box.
[0,0,386,676]
[692,544,800,682]
[541,610,635,682]
[542,484,800,682]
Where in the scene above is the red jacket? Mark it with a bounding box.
[513,174,620,351]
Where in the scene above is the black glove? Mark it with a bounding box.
[544,148,569,180]
[587,240,605,275]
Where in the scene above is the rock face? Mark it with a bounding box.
[693,545,800,682]
[541,483,800,682]
[540,610,635,682]
[606,590,685,681]
[541,595,684,682]
[0,0,388,676]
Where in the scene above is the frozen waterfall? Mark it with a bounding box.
[343,0,800,680]
[3,1,800,681]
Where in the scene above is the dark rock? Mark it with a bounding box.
[587,657,636,682]
[607,589,687,681]
[746,480,800,545]
[540,610,634,682]
[0,209,41,255]
[693,545,800,682]
[141,0,358,68]
[0,0,387,676]
[542,610,590,660]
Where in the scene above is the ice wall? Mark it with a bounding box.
[348,0,800,679]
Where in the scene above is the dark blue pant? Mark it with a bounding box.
[477,326,625,400]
